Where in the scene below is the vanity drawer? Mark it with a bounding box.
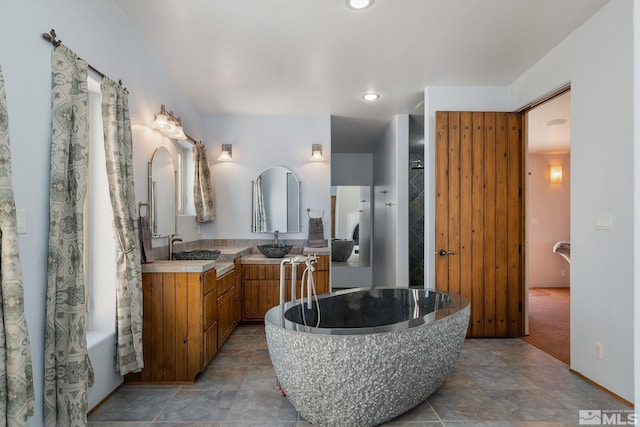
[217,270,235,297]
[204,290,217,329]
[204,269,217,294]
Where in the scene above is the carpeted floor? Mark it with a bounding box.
[523,287,570,364]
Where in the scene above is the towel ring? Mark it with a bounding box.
[307,208,324,219]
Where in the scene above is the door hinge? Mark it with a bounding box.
[519,302,522,313]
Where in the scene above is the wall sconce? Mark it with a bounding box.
[218,144,233,161]
[310,144,324,161]
[549,164,563,184]
[151,104,188,141]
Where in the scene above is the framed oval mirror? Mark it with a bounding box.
[149,146,176,238]
[252,166,300,233]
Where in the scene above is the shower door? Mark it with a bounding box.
[435,111,524,338]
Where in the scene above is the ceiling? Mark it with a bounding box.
[527,91,571,154]
[113,0,606,153]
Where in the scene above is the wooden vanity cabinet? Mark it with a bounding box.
[242,255,330,321]
[125,268,218,384]
[216,270,236,347]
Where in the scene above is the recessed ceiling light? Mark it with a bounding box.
[545,118,568,127]
[362,92,380,101]
[346,0,374,10]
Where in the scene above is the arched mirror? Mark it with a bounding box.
[148,146,176,238]
[252,166,300,233]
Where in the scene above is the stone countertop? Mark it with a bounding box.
[215,246,252,262]
[242,247,330,264]
[141,260,233,277]
[302,246,330,256]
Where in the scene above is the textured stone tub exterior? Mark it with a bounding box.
[265,289,470,426]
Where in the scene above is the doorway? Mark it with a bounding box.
[523,90,571,364]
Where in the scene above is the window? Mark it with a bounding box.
[85,76,117,334]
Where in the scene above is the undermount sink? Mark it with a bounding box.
[257,244,293,258]
[172,249,221,261]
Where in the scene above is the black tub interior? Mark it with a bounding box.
[284,288,452,328]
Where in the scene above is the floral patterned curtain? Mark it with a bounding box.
[100,77,143,375]
[44,44,94,427]
[0,67,35,426]
[193,142,215,222]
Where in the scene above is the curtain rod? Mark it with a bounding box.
[42,28,200,145]
[41,28,127,91]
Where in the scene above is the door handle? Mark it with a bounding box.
[438,250,455,256]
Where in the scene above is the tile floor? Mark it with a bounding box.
[89,324,631,426]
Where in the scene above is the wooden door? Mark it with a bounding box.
[435,111,523,337]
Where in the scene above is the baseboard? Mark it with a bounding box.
[570,369,634,408]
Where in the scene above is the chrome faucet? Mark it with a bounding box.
[274,230,279,245]
[168,234,182,259]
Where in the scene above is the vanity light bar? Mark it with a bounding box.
[151,104,195,143]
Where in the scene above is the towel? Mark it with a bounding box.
[139,215,155,263]
[307,217,325,248]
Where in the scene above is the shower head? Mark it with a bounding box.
[410,160,423,170]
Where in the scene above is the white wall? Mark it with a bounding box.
[372,115,409,287]
[0,1,203,422]
[527,153,571,287]
[200,114,331,241]
[634,0,640,414]
[511,0,634,402]
[424,0,634,402]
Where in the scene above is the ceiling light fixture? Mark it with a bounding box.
[346,0,374,10]
[151,104,188,141]
[545,118,568,127]
[362,92,380,101]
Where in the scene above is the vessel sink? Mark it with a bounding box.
[257,244,293,258]
[331,239,355,262]
[172,249,221,261]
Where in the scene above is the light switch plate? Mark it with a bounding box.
[16,209,26,234]
[594,213,613,230]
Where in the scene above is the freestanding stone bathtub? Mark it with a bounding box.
[265,288,470,426]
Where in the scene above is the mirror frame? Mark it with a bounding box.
[251,166,301,233]
[148,146,177,238]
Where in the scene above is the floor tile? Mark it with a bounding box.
[456,347,509,368]
[516,365,593,391]
[152,423,222,426]
[223,334,266,350]
[463,365,538,391]
[442,422,517,427]
[155,390,236,422]
[250,348,273,366]
[486,389,577,423]
[226,389,298,422]
[223,423,297,427]
[241,365,279,390]
[89,389,177,421]
[208,349,254,367]
[88,422,152,427]
[389,398,440,422]
[427,385,514,422]
[182,366,248,390]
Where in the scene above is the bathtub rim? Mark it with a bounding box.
[264,287,469,336]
